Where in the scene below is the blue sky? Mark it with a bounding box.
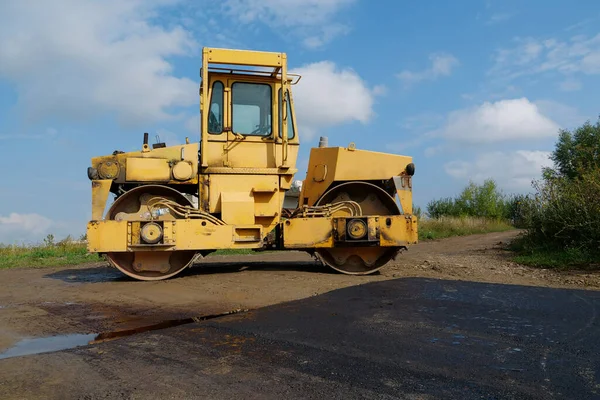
[0,0,599,243]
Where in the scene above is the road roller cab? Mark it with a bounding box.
[86,46,418,281]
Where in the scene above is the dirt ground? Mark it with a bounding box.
[1,230,599,354]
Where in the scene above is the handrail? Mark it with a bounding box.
[205,67,301,84]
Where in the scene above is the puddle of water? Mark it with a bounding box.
[0,308,249,360]
[0,333,97,360]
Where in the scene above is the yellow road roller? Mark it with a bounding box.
[86,47,418,280]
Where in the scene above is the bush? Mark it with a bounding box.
[426,197,459,219]
[503,193,531,228]
[517,169,600,257]
[426,179,511,220]
[513,117,600,267]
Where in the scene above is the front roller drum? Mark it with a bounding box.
[104,185,196,281]
[314,181,402,275]
[316,247,399,275]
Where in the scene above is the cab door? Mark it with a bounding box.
[222,78,278,169]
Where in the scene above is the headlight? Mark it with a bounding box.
[87,167,99,180]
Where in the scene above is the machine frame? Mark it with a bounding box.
[86,47,418,280]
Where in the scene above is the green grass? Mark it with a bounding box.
[418,216,515,241]
[0,242,100,269]
[508,237,600,270]
[212,249,255,255]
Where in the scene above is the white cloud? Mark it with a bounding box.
[0,213,54,244]
[0,0,198,127]
[397,53,459,86]
[489,33,600,81]
[430,98,560,144]
[290,61,379,140]
[222,0,355,48]
[445,150,553,191]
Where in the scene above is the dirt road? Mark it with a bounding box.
[1,230,598,355]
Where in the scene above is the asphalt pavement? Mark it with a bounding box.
[0,277,599,399]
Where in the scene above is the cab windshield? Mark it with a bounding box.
[232,82,272,136]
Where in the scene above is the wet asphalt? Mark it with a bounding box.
[1,277,599,399]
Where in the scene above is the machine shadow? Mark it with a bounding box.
[44,259,342,283]
[44,265,128,284]
[182,260,338,277]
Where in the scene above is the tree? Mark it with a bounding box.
[519,116,600,259]
[546,117,600,180]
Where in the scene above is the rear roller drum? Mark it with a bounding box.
[314,181,401,275]
[105,185,197,281]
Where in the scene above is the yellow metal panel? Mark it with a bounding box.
[336,148,413,181]
[252,177,279,193]
[205,47,284,68]
[204,139,300,170]
[254,191,281,218]
[92,143,199,184]
[234,227,262,242]
[394,176,413,215]
[209,175,281,223]
[199,174,210,212]
[283,215,417,250]
[201,48,209,167]
[175,221,263,250]
[379,215,418,246]
[87,220,129,252]
[86,216,418,253]
[301,146,414,209]
[162,221,175,245]
[283,218,334,248]
[280,174,294,190]
[313,164,327,182]
[126,158,170,181]
[221,191,255,225]
[87,220,266,252]
[172,161,193,180]
[203,167,298,175]
[91,180,112,220]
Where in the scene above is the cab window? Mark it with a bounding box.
[278,89,295,139]
[208,81,223,134]
[232,82,272,136]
